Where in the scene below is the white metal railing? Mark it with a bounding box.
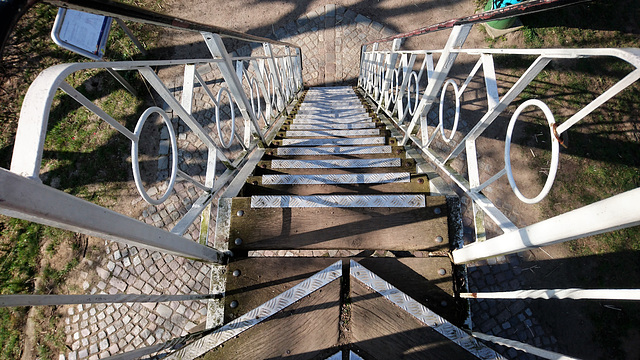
[6,33,302,260]
[359,7,640,359]
[0,2,303,354]
[359,26,640,262]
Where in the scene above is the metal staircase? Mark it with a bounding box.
[1,0,640,359]
[168,86,501,359]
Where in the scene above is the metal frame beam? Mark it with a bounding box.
[0,168,225,263]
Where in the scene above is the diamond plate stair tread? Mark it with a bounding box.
[264,153,405,161]
[354,258,466,326]
[228,196,448,251]
[259,172,411,185]
[255,158,415,175]
[274,146,394,156]
[292,117,374,124]
[270,158,401,169]
[242,174,428,196]
[223,257,343,323]
[202,280,340,360]
[279,137,386,146]
[250,195,425,208]
[286,129,380,137]
[349,280,477,360]
[288,123,377,130]
[296,110,368,117]
[224,257,461,326]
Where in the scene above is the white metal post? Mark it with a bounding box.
[391,53,417,118]
[201,33,265,147]
[376,39,402,113]
[401,24,471,146]
[262,42,286,111]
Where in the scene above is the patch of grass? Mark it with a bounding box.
[522,26,544,48]
[0,0,163,357]
[0,308,26,360]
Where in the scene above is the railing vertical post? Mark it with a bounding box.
[358,45,367,86]
[400,24,471,146]
[250,59,272,124]
[465,139,487,242]
[376,39,402,113]
[263,42,286,111]
[285,46,300,93]
[234,60,253,146]
[365,43,379,94]
[201,32,265,148]
[391,53,416,119]
[182,64,196,114]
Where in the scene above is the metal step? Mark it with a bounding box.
[250,194,425,208]
[292,116,373,123]
[275,146,392,156]
[261,173,411,185]
[288,123,376,130]
[285,129,380,137]
[281,137,386,146]
[295,110,369,117]
[270,158,401,169]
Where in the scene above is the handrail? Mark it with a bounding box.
[359,14,640,360]
[366,0,593,45]
[359,27,640,259]
[44,0,299,48]
[0,0,299,56]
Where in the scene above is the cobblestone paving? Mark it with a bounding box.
[260,4,395,86]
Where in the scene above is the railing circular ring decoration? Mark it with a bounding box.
[407,71,419,116]
[284,66,292,98]
[131,107,178,205]
[505,99,560,204]
[249,78,264,125]
[269,73,278,111]
[390,69,400,104]
[439,79,461,143]
[215,87,236,149]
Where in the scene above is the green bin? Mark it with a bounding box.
[485,0,520,30]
